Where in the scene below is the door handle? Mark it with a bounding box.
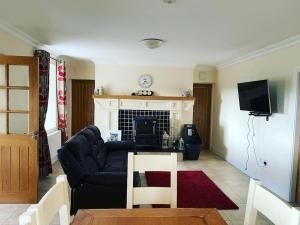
[30,131,39,140]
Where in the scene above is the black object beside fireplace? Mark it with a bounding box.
[133,117,160,149]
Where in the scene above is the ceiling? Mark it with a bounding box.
[1,0,300,67]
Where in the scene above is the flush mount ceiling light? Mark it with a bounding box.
[141,38,165,49]
[163,0,176,4]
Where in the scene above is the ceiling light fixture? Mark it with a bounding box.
[141,38,165,49]
[163,0,176,4]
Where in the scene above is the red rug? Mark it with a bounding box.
[145,171,239,210]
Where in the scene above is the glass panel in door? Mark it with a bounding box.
[0,113,6,134]
[8,65,29,86]
[0,89,6,110]
[9,89,29,111]
[8,113,29,134]
[0,64,5,86]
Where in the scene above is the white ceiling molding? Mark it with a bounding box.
[217,34,300,69]
[0,18,62,57]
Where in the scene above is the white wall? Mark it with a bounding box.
[95,64,193,96]
[0,30,34,56]
[213,43,300,201]
[193,65,217,84]
[95,64,194,128]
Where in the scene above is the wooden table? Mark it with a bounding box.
[71,208,228,225]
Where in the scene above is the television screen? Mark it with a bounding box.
[237,80,271,113]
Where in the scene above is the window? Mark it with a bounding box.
[45,59,58,132]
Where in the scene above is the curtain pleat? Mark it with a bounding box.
[34,49,52,177]
[57,61,68,144]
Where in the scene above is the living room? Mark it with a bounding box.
[1,1,300,225]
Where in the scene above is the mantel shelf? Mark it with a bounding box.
[93,94,195,101]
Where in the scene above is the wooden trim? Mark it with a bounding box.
[93,94,195,101]
[5,64,9,134]
[0,56,37,65]
[0,86,29,90]
[0,110,29,113]
[29,57,39,133]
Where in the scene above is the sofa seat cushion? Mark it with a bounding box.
[85,172,127,187]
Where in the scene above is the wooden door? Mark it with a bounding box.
[193,83,212,150]
[72,80,95,135]
[0,56,39,203]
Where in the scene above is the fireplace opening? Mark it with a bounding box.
[133,117,159,148]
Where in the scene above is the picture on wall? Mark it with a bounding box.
[108,130,122,141]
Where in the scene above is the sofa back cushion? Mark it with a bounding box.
[64,134,99,175]
[86,125,101,139]
[80,127,107,169]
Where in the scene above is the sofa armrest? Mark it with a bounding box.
[104,141,135,152]
[85,172,127,187]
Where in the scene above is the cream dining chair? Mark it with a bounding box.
[244,178,300,225]
[19,210,37,225]
[126,152,177,208]
[22,175,70,225]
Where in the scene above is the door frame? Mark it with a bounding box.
[291,68,300,203]
[193,83,214,150]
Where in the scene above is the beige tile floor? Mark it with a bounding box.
[0,150,273,225]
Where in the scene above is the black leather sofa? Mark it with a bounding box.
[57,125,140,214]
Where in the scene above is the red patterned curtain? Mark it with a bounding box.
[57,61,68,144]
[34,50,52,177]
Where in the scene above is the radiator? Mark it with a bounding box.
[47,130,61,164]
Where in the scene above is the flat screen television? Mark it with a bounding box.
[237,80,271,114]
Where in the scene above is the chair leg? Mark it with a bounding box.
[244,179,259,225]
[59,205,70,225]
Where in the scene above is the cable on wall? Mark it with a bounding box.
[251,116,265,167]
[245,115,251,170]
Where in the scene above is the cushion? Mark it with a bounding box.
[95,145,108,169]
[85,172,127,187]
[64,135,90,161]
[80,128,98,145]
[102,151,127,172]
[86,125,101,140]
[64,134,99,175]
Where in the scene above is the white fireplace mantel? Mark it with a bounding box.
[94,95,195,140]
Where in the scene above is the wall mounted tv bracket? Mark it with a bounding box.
[249,111,272,121]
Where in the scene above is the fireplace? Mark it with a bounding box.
[133,117,159,148]
[94,96,194,143]
[118,110,170,144]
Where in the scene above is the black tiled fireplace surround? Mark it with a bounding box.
[118,110,170,143]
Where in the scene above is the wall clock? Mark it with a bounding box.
[138,74,152,88]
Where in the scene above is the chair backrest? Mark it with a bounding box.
[19,210,37,225]
[28,175,70,225]
[244,178,300,225]
[126,152,177,208]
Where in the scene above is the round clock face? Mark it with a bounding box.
[138,74,152,88]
